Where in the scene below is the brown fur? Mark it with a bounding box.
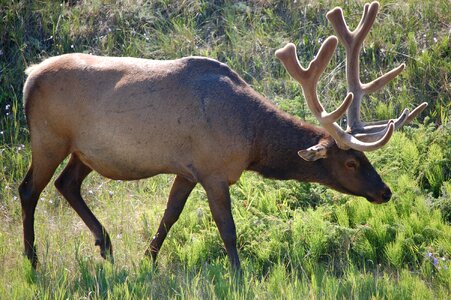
[20,53,391,270]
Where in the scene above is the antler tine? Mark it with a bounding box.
[354,2,379,46]
[405,102,428,123]
[353,109,409,142]
[275,43,307,85]
[354,121,395,142]
[359,108,409,133]
[357,102,428,138]
[356,3,370,33]
[276,37,396,151]
[326,7,352,48]
[362,64,405,94]
[339,121,395,151]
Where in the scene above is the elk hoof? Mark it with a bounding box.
[95,237,114,263]
[25,245,39,269]
[144,245,159,262]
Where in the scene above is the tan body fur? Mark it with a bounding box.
[24,54,265,184]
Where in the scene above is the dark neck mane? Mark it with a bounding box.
[247,107,331,183]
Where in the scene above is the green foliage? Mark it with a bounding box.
[1,0,450,299]
[369,123,450,198]
[428,182,451,224]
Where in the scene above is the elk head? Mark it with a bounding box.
[276,1,427,203]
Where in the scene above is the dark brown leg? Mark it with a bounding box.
[54,154,113,261]
[202,177,240,270]
[145,175,196,261]
[19,168,43,268]
[19,152,67,268]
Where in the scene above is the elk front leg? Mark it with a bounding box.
[146,175,196,261]
[202,177,240,270]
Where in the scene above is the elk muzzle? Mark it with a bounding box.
[367,185,392,204]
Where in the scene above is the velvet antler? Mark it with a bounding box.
[326,1,427,141]
[276,1,427,151]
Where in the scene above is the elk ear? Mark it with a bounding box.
[298,144,328,161]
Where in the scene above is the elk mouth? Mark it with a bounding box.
[366,187,392,204]
[367,196,386,204]
[323,181,392,204]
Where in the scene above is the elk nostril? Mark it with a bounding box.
[382,188,392,202]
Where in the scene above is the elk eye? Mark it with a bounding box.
[346,159,358,170]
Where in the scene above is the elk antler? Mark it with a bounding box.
[326,1,427,141]
[275,37,394,151]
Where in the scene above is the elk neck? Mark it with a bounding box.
[247,106,332,183]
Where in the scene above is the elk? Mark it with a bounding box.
[19,1,426,270]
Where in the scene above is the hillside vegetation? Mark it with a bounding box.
[0,0,450,298]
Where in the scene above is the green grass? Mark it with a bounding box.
[1,0,450,298]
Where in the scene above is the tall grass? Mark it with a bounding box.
[1,0,450,298]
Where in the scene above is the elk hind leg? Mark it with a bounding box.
[54,154,113,261]
[19,144,68,268]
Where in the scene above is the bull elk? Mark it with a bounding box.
[19,1,426,270]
